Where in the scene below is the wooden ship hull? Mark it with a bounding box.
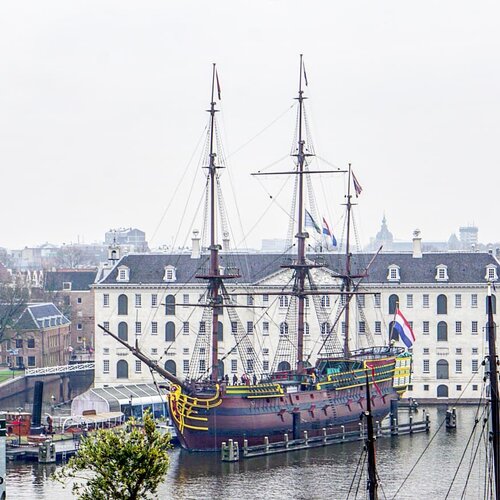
[169,351,411,451]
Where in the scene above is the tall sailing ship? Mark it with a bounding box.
[103,58,412,452]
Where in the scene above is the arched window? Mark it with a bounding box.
[218,359,225,379]
[118,322,128,341]
[165,322,175,342]
[486,295,497,314]
[117,360,128,379]
[437,384,449,398]
[278,361,291,371]
[437,321,448,341]
[118,294,128,315]
[164,360,176,376]
[389,294,399,315]
[437,294,447,314]
[165,295,176,315]
[389,321,399,342]
[217,321,223,342]
[320,322,330,335]
[436,360,449,379]
[280,322,289,335]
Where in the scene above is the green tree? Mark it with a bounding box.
[53,411,171,499]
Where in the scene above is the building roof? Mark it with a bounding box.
[95,251,499,287]
[45,270,97,292]
[0,302,71,331]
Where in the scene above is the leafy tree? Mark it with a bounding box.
[0,281,29,344]
[53,411,171,499]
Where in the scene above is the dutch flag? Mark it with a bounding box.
[322,217,337,247]
[393,309,416,349]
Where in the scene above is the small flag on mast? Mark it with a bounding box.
[216,70,221,100]
[303,62,308,87]
[322,217,337,247]
[352,170,363,197]
[305,209,320,233]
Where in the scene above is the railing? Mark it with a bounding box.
[25,362,95,377]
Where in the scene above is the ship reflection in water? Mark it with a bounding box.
[6,406,489,499]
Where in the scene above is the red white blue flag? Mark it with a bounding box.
[394,309,416,349]
[322,217,337,247]
[352,170,363,197]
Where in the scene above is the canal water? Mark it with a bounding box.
[6,406,493,499]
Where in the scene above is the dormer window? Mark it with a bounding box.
[387,265,400,282]
[435,265,449,282]
[163,265,177,282]
[116,266,130,282]
[486,265,498,282]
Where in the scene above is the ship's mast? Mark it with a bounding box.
[343,164,354,357]
[293,54,308,373]
[364,370,378,500]
[487,283,500,499]
[208,63,221,383]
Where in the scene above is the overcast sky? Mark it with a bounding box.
[1,1,499,251]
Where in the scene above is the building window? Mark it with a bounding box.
[199,321,206,334]
[359,321,366,334]
[471,294,478,308]
[472,347,479,355]
[375,321,381,334]
[183,360,189,373]
[231,359,238,373]
[117,360,128,379]
[437,294,447,314]
[423,321,430,334]
[231,321,237,334]
[151,294,158,307]
[279,296,289,308]
[456,348,462,355]
[183,322,189,334]
[183,348,189,355]
[455,359,462,373]
[103,294,109,307]
[163,266,176,282]
[486,265,498,282]
[135,322,142,335]
[118,294,128,315]
[321,322,331,335]
[165,295,176,315]
[199,360,206,373]
[27,338,35,348]
[103,321,109,331]
[263,294,269,304]
[247,295,254,306]
[374,293,381,308]
[472,321,478,334]
[262,322,269,335]
[151,348,158,355]
[472,359,479,373]
[135,294,142,308]
[424,385,429,391]
[455,321,462,334]
[357,295,365,308]
[151,322,158,335]
[387,265,400,281]
[406,294,413,308]
[423,347,430,355]
[389,294,399,315]
[472,385,478,391]
[455,294,462,308]
[342,322,346,334]
[321,296,330,308]
[118,322,128,341]
[305,296,310,308]
[63,282,72,290]
[423,360,430,373]
[165,322,175,342]
[28,356,35,367]
[247,321,254,334]
[135,360,142,373]
[247,359,254,373]
[117,266,130,282]
[304,322,310,335]
[280,322,289,335]
[436,359,449,379]
[103,348,109,355]
[437,321,448,341]
[263,360,269,372]
[77,323,83,330]
[183,294,189,305]
[103,359,110,373]
[423,294,429,308]
[77,297,82,304]
[456,385,462,391]
[435,265,449,281]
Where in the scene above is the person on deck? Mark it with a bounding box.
[233,374,238,385]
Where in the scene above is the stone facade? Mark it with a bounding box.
[93,245,499,402]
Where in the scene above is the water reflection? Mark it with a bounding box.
[5,406,491,499]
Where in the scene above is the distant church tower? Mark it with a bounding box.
[374,215,394,251]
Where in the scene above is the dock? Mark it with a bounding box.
[6,436,80,463]
[222,409,430,461]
